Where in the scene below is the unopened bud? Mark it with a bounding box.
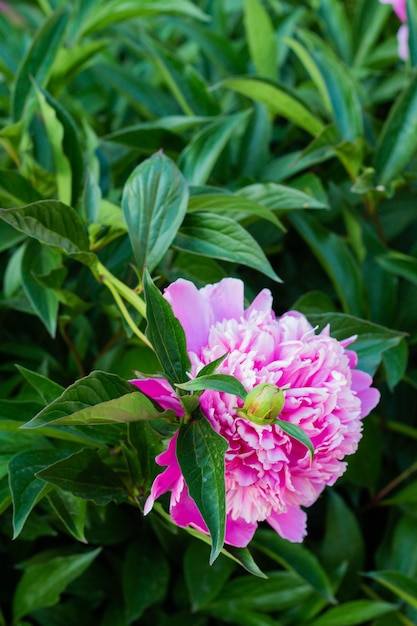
[237,383,285,425]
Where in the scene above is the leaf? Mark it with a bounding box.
[305,312,405,375]
[188,193,284,229]
[382,479,417,505]
[0,200,96,266]
[253,529,336,603]
[307,600,396,626]
[0,169,42,206]
[238,182,329,211]
[382,339,408,390]
[8,448,63,539]
[122,539,170,621]
[121,152,189,273]
[407,0,417,66]
[36,448,126,505]
[244,0,277,80]
[21,239,61,337]
[143,269,191,385]
[11,6,70,121]
[13,548,101,621]
[290,212,364,316]
[176,374,247,400]
[316,0,353,63]
[184,541,235,611]
[178,111,250,185]
[221,76,325,137]
[275,420,314,460]
[47,489,87,542]
[374,72,417,185]
[173,212,282,282]
[15,366,64,405]
[377,250,417,285]
[22,371,139,429]
[177,417,228,564]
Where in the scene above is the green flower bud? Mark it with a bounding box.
[237,383,285,425]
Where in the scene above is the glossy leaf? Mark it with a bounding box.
[176,374,248,400]
[0,200,96,266]
[13,548,101,621]
[374,72,417,185]
[177,417,228,564]
[174,212,282,282]
[221,77,325,136]
[36,448,126,504]
[179,111,250,185]
[22,371,139,429]
[143,269,191,385]
[122,152,189,272]
[11,7,69,121]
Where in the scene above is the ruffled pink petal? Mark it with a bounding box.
[225,516,257,547]
[130,378,183,414]
[164,279,213,355]
[267,506,307,542]
[143,433,180,514]
[245,288,273,319]
[201,278,244,323]
[351,370,381,418]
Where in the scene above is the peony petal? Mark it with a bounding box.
[130,377,184,414]
[201,278,244,323]
[351,370,381,418]
[164,279,213,354]
[245,288,273,319]
[143,433,180,515]
[225,516,257,547]
[267,506,307,542]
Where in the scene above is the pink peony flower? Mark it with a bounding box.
[380,0,408,59]
[132,278,380,547]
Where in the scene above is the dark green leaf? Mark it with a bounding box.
[196,353,228,378]
[13,548,101,621]
[123,539,170,621]
[143,269,191,384]
[407,0,417,66]
[22,371,139,429]
[275,420,314,459]
[36,448,126,505]
[374,72,417,185]
[176,374,247,400]
[16,366,64,405]
[188,193,284,229]
[184,541,235,610]
[11,7,70,121]
[308,600,396,626]
[47,489,87,542]
[253,529,336,603]
[0,169,42,206]
[238,182,329,211]
[174,212,282,282]
[177,417,228,564]
[382,339,408,390]
[122,152,189,272]
[377,250,417,285]
[0,200,96,266]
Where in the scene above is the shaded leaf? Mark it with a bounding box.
[308,600,396,626]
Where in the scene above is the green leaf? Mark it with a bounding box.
[316,0,353,63]
[374,72,417,185]
[8,448,62,539]
[196,353,229,378]
[179,111,250,185]
[16,366,65,405]
[290,212,364,316]
[123,539,170,621]
[382,339,408,390]
[122,152,189,273]
[21,239,61,337]
[305,312,405,375]
[221,77,325,137]
[382,479,417,505]
[253,529,336,603]
[143,269,191,385]
[377,250,417,285]
[177,417,228,564]
[174,212,282,282]
[275,420,314,460]
[188,193,284,229]
[0,200,96,266]
[13,548,101,621]
[407,0,417,66]
[11,6,70,121]
[0,169,42,206]
[36,448,126,505]
[244,0,277,80]
[308,600,396,626]
[176,374,247,400]
[238,182,329,211]
[184,541,235,611]
[47,489,87,542]
[22,371,139,429]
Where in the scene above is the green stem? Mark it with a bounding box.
[369,459,417,507]
[96,262,146,317]
[103,278,152,350]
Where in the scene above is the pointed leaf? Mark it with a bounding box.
[16,366,65,405]
[276,420,314,460]
[244,0,277,80]
[0,200,96,266]
[47,489,87,542]
[221,77,325,136]
[184,541,235,611]
[176,374,247,400]
[174,212,282,282]
[13,548,101,621]
[188,193,284,229]
[308,600,396,626]
[177,417,228,564]
[238,182,328,211]
[366,570,417,610]
[122,152,189,272]
[143,269,191,385]
[11,7,70,121]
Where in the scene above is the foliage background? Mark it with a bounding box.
[1,0,417,624]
